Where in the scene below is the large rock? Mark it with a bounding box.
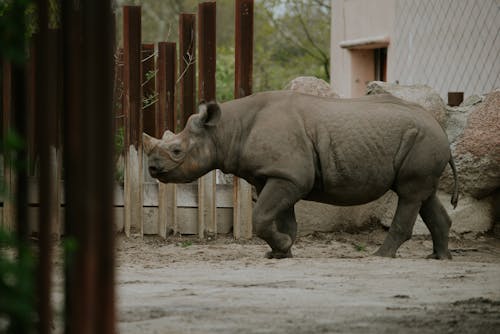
[453,91,500,198]
[440,90,500,199]
[366,81,448,127]
[296,192,396,236]
[412,191,494,236]
[285,76,339,98]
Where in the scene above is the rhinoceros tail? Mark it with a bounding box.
[449,156,459,209]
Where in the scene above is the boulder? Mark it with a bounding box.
[285,76,339,98]
[296,192,397,236]
[412,191,493,236]
[440,90,500,199]
[366,81,448,127]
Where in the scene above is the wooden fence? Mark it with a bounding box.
[118,1,254,239]
[0,0,255,240]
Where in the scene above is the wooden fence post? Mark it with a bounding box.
[197,1,217,238]
[123,6,143,236]
[157,42,177,238]
[233,0,254,239]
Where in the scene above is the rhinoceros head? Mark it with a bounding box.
[143,101,221,183]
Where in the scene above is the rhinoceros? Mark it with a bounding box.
[143,91,458,259]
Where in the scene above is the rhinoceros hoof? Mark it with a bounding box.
[265,250,293,259]
[372,249,396,258]
[426,251,452,260]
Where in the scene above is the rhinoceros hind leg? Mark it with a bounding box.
[419,193,452,260]
[374,197,420,258]
[253,179,302,258]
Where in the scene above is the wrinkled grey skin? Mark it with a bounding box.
[144,91,458,259]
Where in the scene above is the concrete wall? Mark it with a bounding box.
[331,0,500,99]
[330,0,395,97]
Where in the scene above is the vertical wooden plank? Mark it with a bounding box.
[178,13,196,131]
[123,6,143,236]
[156,42,177,238]
[233,0,254,239]
[198,2,217,238]
[141,44,157,136]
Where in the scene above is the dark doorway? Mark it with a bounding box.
[374,48,387,81]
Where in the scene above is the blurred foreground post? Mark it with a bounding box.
[62,0,116,333]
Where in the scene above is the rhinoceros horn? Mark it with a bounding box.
[162,130,175,141]
[142,133,159,155]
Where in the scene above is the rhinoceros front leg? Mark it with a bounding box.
[253,179,302,259]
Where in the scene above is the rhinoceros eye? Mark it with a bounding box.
[172,148,182,155]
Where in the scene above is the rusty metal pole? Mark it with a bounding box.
[233,0,254,239]
[82,1,116,332]
[34,0,56,332]
[1,59,15,232]
[198,2,217,238]
[62,1,89,332]
[62,0,116,333]
[157,42,176,136]
[141,44,157,136]
[178,13,196,131]
[123,6,143,236]
[156,42,177,238]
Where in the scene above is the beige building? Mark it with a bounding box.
[330,0,500,100]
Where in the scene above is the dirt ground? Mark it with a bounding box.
[116,229,500,334]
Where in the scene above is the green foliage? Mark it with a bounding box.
[0,228,36,334]
[353,243,366,252]
[216,46,235,102]
[253,0,331,91]
[1,129,27,196]
[177,240,192,248]
[0,0,34,63]
[114,127,125,184]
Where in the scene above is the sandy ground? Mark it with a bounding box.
[115,229,500,334]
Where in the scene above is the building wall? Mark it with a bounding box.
[330,0,395,97]
[331,0,500,100]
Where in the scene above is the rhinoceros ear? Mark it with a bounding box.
[142,133,158,155]
[198,101,221,127]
